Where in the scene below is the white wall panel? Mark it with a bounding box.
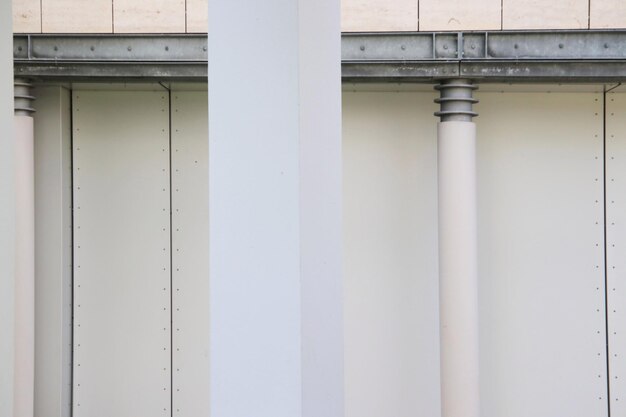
[114,0,185,33]
[343,89,608,417]
[503,0,588,29]
[42,0,112,33]
[341,0,418,32]
[477,92,607,417]
[186,0,208,32]
[12,0,41,33]
[0,4,14,416]
[72,91,171,417]
[34,86,72,417]
[590,1,626,28]
[342,92,440,417]
[171,91,209,416]
[419,0,501,31]
[606,92,626,413]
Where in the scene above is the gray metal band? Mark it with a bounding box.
[434,79,478,122]
[13,32,626,82]
[14,79,35,116]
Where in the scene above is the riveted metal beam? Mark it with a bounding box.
[13,35,208,81]
[13,34,207,61]
[12,31,626,82]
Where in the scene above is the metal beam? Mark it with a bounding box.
[13,31,626,82]
[15,63,208,81]
[343,31,626,60]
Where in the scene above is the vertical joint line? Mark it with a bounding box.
[69,88,76,411]
[168,89,174,417]
[417,0,419,31]
[603,88,612,417]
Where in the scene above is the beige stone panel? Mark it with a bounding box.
[503,0,588,29]
[419,0,500,31]
[341,0,418,32]
[42,0,112,33]
[187,0,208,32]
[590,0,626,28]
[13,0,41,33]
[114,0,185,33]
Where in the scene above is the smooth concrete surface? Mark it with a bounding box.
[21,85,620,416]
[606,92,626,414]
[476,92,607,417]
[341,0,418,31]
[72,91,171,417]
[13,0,40,32]
[14,0,626,33]
[171,90,210,417]
[208,0,343,415]
[0,0,15,415]
[419,0,501,30]
[503,0,588,29]
[342,90,609,417]
[41,0,112,33]
[114,0,185,33]
[342,92,440,417]
[590,0,626,28]
[33,86,73,417]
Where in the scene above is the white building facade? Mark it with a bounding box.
[4,1,626,417]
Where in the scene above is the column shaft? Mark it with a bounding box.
[435,80,480,417]
[14,79,35,417]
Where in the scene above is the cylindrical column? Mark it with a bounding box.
[14,78,35,417]
[435,79,480,417]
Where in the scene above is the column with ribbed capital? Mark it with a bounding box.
[14,79,35,417]
[435,79,480,417]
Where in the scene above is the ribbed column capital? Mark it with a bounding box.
[434,79,478,122]
[14,78,35,117]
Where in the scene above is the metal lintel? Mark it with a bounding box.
[13,31,626,82]
[342,62,460,82]
[14,62,208,82]
[460,60,626,82]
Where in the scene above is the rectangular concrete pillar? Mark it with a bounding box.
[33,86,73,417]
[208,1,343,416]
[0,0,15,416]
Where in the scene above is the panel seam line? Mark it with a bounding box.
[603,86,612,417]
[69,87,75,414]
[168,87,174,417]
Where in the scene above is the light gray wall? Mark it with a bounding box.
[208,0,343,416]
[0,0,15,415]
[33,85,72,417]
[342,89,610,417]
